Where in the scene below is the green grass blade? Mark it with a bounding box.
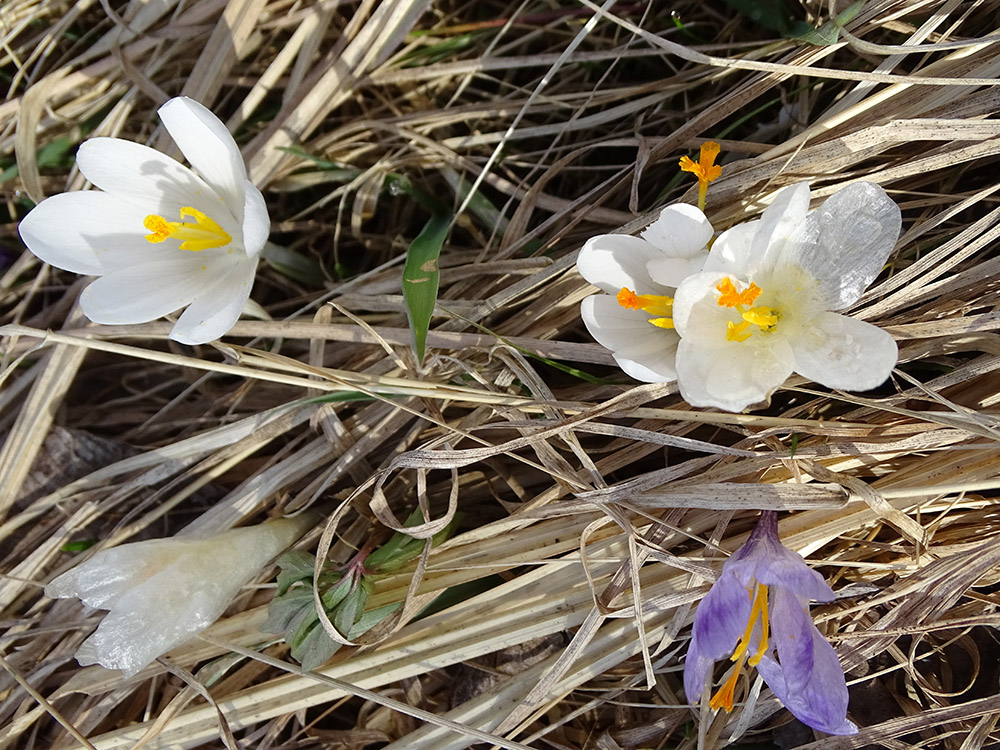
[402,213,450,365]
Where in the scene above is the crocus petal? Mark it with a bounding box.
[647,255,707,289]
[676,336,794,412]
[75,138,237,237]
[241,180,270,258]
[791,312,897,392]
[768,586,818,694]
[51,517,310,676]
[577,234,665,295]
[782,182,901,310]
[703,221,757,277]
[683,570,752,703]
[18,191,151,275]
[158,97,247,225]
[671,271,732,345]
[614,347,678,382]
[640,203,713,258]
[750,183,810,277]
[757,626,857,735]
[170,254,257,344]
[581,294,662,353]
[79,255,216,325]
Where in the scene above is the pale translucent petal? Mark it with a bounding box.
[241,180,270,257]
[45,539,186,609]
[158,97,247,224]
[18,192,149,275]
[640,203,712,258]
[646,255,706,289]
[751,182,810,276]
[791,312,897,391]
[65,517,308,676]
[75,138,237,238]
[170,254,258,344]
[576,234,664,295]
[676,337,794,412]
[703,221,756,277]
[782,182,901,310]
[79,256,216,324]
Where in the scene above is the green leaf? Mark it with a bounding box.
[262,586,316,635]
[60,540,95,552]
[348,602,401,637]
[294,620,341,671]
[401,213,450,365]
[274,550,317,596]
[790,1,863,45]
[332,580,369,637]
[261,242,325,287]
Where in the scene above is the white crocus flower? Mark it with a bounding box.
[672,182,901,412]
[46,516,311,677]
[577,203,713,382]
[19,97,269,345]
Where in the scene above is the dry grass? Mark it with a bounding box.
[3,0,1000,748]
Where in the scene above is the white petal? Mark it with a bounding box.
[19,192,147,275]
[45,539,185,609]
[791,311,897,391]
[646,255,707,289]
[750,182,810,277]
[703,220,757,277]
[577,234,664,295]
[170,254,258,344]
[676,337,794,412]
[614,348,677,382]
[581,293,655,351]
[640,203,713,258]
[158,97,247,225]
[241,181,269,258]
[80,255,216,325]
[75,138,238,239]
[781,182,901,310]
[672,271,731,344]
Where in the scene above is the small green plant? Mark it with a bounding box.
[263,512,457,670]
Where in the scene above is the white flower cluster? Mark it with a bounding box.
[578,182,901,412]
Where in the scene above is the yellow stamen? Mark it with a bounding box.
[680,141,722,211]
[742,306,778,330]
[617,287,675,328]
[143,206,232,252]
[710,583,770,712]
[709,652,747,712]
[726,320,752,342]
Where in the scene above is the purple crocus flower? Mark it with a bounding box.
[683,510,857,735]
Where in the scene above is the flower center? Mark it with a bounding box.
[716,278,779,343]
[143,207,232,252]
[617,287,674,329]
[709,582,770,712]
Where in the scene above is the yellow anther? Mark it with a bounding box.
[726,320,752,342]
[618,287,675,329]
[710,583,770,712]
[680,141,722,210]
[742,306,778,330]
[143,206,231,252]
[709,653,746,712]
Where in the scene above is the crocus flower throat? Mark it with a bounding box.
[716,278,778,343]
[144,206,232,251]
[616,287,675,329]
[710,581,770,711]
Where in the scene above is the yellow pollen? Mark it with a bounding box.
[617,287,674,329]
[726,320,752,342]
[680,141,723,211]
[709,652,746,712]
[743,306,778,329]
[143,206,232,251]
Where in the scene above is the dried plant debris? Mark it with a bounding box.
[3,1,1000,749]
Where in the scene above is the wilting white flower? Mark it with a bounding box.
[577,203,713,381]
[19,96,269,345]
[671,182,901,411]
[46,516,311,677]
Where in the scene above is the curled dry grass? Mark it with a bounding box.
[3,0,1000,748]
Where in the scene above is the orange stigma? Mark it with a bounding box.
[680,141,722,210]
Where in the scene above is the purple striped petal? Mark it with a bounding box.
[684,571,751,702]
